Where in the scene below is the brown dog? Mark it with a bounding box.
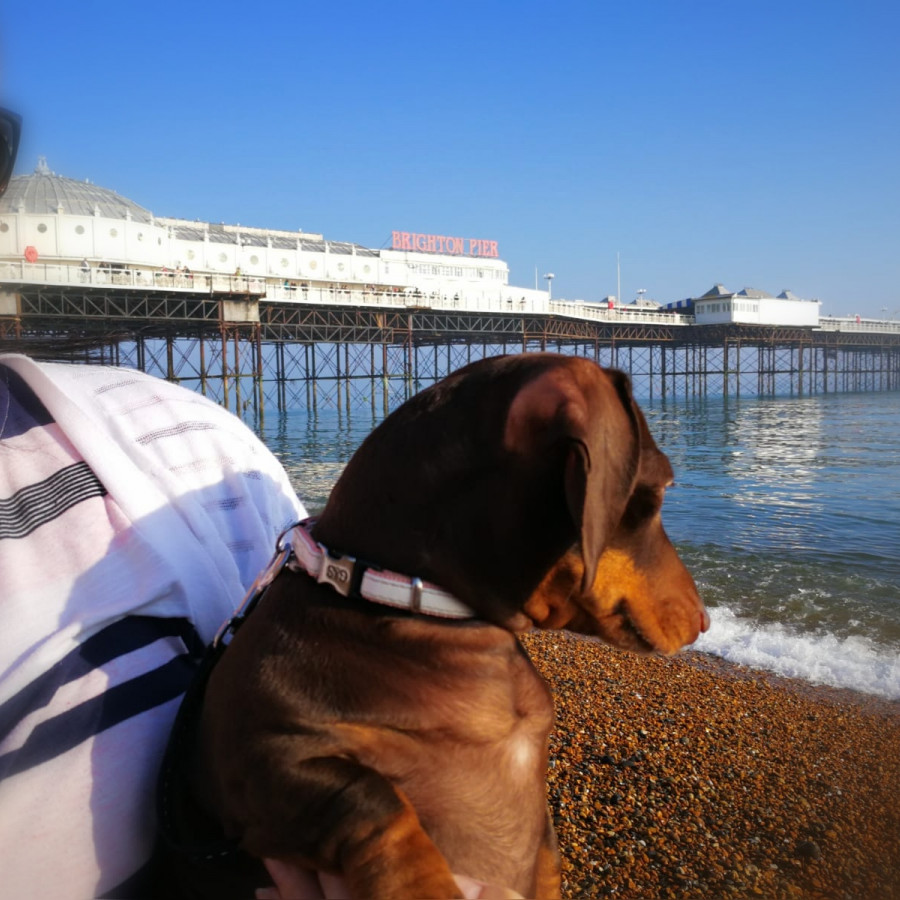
[159,353,707,899]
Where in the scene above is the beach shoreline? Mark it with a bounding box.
[522,631,900,899]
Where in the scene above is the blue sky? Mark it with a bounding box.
[3,0,898,316]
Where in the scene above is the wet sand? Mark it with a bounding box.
[522,631,900,899]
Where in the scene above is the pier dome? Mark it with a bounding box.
[1,158,153,223]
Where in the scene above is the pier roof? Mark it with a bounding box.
[1,163,381,259]
[697,284,734,299]
[2,160,153,223]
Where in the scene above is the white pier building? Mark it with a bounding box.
[0,161,556,314]
[1,161,896,335]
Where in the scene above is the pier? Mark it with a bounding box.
[2,262,899,418]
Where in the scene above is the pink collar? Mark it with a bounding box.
[288,519,475,619]
[214,519,475,647]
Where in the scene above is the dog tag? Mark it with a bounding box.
[316,547,357,597]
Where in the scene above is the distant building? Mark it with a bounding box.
[692,284,819,327]
[626,296,661,310]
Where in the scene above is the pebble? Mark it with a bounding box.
[522,631,900,899]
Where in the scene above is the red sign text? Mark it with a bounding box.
[391,231,499,258]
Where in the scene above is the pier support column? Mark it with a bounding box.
[661,345,667,399]
[344,342,351,412]
[166,334,175,383]
[233,330,242,413]
[255,326,264,421]
[310,341,318,416]
[276,341,285,412]
[199,330,208,397]
[221,327,229,411]
[382,341,389,417]
[335,340,343,418]
[723,340,729,398]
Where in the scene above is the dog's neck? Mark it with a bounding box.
[288,519,477,620]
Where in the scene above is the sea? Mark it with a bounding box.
[252,388,900,702]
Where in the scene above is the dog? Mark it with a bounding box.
[157,352,708,899]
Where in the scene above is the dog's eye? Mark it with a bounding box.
[622,485,664,526]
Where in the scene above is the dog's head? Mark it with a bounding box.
[317,353,706,654]
[505,356,708,654]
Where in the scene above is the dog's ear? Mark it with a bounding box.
[504,364,640,593]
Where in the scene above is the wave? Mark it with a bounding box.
[693,605,900,700]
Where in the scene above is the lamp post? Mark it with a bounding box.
[543,272,555,300]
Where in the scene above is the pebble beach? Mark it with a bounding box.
[522,631,900,900]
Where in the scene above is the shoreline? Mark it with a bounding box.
[677,646,900,717]
[522,630,900,899]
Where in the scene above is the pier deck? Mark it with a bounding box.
[2,270,898,416]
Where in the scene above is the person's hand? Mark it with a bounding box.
[255,857,523,899]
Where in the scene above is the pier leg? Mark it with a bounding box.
[722,341,729,397]
[310,342,318,416]
[345,342,351,413]
[221,327,230,411]
[233,331,242,413]
[199,331,208,397]
[336,341,343,419]
[382,341,389,417]
[661,345,667,399]
[276,342,285,412]
[255,326,264,422]
[166,334,175,384]
[304,343,311,412]
[370,342,377,419]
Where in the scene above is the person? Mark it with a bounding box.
[0,351,307,898]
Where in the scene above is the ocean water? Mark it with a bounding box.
[253,389,900,701]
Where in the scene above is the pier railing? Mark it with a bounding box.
[1,259,694,327]
[264,284,695,325]
[547,300,692,327]
[264,282,550,314]
[0,260,266,295]
[818,315,900,334]
[1,259,897,335]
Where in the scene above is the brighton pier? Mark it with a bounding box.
[1,164,898,418]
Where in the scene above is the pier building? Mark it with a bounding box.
[1,162,898,415]
[0,160,547,312]
[691,284,820,328]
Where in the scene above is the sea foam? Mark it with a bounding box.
[693,605,900,701]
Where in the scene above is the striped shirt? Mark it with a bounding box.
[0,357,305,898]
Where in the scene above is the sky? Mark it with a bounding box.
[2,0,898,317]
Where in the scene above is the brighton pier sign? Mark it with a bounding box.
[391,231,499,258]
